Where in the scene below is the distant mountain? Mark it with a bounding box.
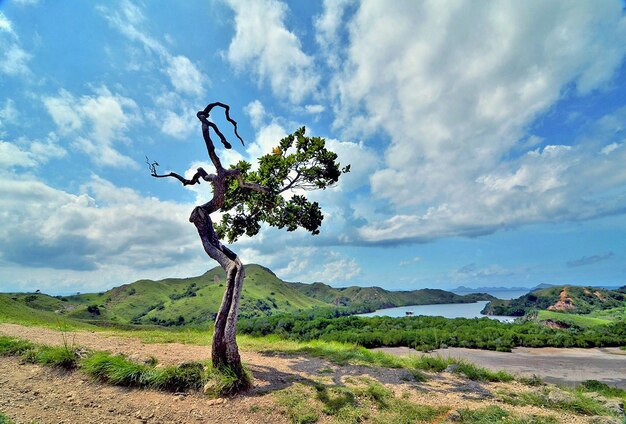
[287,281,495,310]
[481,285,626,317]
[452,285,533,294]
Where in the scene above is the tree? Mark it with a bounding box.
[148,102,348,388]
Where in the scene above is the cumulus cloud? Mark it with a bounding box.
[329,1,626,244]
[0,174,199,273]
[225,0,319,103]
[0,136,66,169]
[43,87,139,167]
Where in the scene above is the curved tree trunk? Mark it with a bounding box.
[190,206,247,380]
[150,103,268,388]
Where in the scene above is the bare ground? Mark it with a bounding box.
[375,346,626,388]
[0,324,615,424]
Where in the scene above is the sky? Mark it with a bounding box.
[1,0,626,295]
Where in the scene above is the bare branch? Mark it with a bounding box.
[147,157,215,186]
[201,102,245,146]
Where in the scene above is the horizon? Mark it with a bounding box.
[2,261,624,297]
[1,1,625,294]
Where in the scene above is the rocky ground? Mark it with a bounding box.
[0,324,622,423]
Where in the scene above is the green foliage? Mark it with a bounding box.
[239,307,626,352]
[215,127,349,243]
[203,364,253,397]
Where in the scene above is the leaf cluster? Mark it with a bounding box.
[216,127,350,242]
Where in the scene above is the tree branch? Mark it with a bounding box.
[147,157,214,186]
[226,169,270,194]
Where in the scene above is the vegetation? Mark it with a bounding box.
[239,308,626,351]
[1,264,500,330]
[454,406,557,424]
[497,386,618,417]
[274,378,448,424]
[483,285,626,317]
[0,335,252,397]
[0,412,15,424]
[287,280,494,310]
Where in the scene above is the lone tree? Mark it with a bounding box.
[148,102,348,387]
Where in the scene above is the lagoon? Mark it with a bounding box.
[358,300,516,322]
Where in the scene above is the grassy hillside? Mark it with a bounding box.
[482,285,626,321]
[287,281,495,310]
[1,265,327,327]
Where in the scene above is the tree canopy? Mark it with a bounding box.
[215,127,350,242]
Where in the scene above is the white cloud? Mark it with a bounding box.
[245,100,265,128]
[166,55,206,97]
[314,0,353,69]
[0,99,18,129]
[43,87,139,167]
[304,104,325,114]
[0,174,201,284]
[329,1,626,243]
[240,245,361,284]
[0,141,37,168]
[0,136,66,169]
[100,1,208,99]
[0,43,31,77]
[0,12,16,36]
[225,0,319,103]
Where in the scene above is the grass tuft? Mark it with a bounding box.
[80,351,215,392]
[0,336,35,356]
[0,412,15,424]
[24,345,79,370]
[203,364,253,397]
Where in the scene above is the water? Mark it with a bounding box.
[358,300,516,322]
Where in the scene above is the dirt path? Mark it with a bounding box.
[0,324,608,423]
[375,346,626,388]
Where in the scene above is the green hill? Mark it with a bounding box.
[482,285,626,320]
[1,265,327,327]
[287,281,495,310]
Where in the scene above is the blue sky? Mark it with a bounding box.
[1,0,625,294]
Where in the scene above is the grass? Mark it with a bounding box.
[0,336,78,370]
[497,386,617,417]
[536,310,612,327]
[239,334,514,382]
[579,380,626,402]
[455,406,557,424]
[0,412,15,424]
[0,335,246,396]
[275,378,447,424]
